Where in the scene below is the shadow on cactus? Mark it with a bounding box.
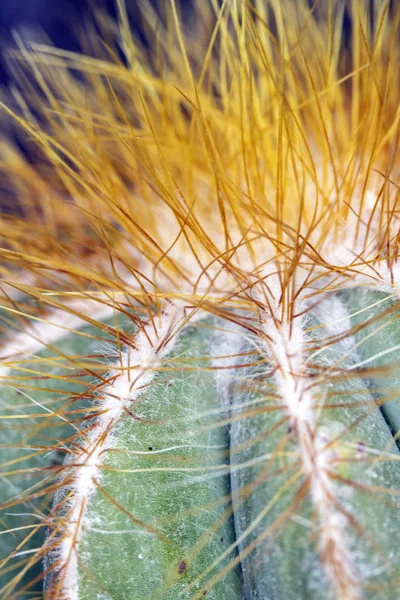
[0,1,400,599]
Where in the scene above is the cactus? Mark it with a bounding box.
[1,1,400,599]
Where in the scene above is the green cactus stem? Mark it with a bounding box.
[41,296,400,600]
[1,1,400,599]
[0,302,133,596]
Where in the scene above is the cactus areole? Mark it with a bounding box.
[1,1,400,600]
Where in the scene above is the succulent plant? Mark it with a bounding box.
[1,1,400,599]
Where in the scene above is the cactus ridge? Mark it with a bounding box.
[45,306,185,600]
[259,300,359,600]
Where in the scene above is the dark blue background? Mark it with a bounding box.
[0,0,85,81]
[0,0,137,84]
[0,1,199,85]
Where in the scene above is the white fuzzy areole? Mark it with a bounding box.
[261,294,361,600]
[48,306,185,600]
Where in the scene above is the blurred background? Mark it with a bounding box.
[0,0,198,85]
[0,0,118,84]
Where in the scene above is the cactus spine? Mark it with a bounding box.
[1,1,400,599]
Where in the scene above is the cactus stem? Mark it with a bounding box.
[49,305,185,600]
[260,297,360,600]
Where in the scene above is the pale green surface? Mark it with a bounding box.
[78,320,242,600]
[0,310,133,597]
